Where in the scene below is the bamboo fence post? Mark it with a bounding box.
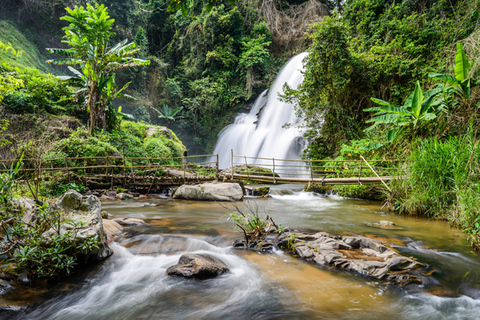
[309,160,314,187]
[183,155,186,185]
[122,147,127,188]
[230,149,234,181]
[244,156,250,180]
[272,158,276,184]
[105,156,109,177]
[358,160,362,185]
[131,158,135,187]
[148,161,161,194]
[66,158,70,184]
[215,154,219,181]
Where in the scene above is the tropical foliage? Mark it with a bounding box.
[46,3,150,134]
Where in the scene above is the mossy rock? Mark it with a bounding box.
[254,186,270,196]
[305,183,385,200]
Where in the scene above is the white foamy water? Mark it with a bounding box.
[212,53,309,169]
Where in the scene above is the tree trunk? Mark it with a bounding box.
[89,86,98,136]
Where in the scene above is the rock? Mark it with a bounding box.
[106,190,117,198]
[113,218,146,226]
[117,193,134,200]
[138,195,148,200]
[0,304,27,313]
[245,186,271,197]
[0,279,13,294]
[142,203,156,207]
[173,182,243,201]
[0,263,21,282]
[99,195,116,201]
[235,230,427,286]
[254,186,270,197]
[102,219,123,238]
[13,198,36,224]
[366,220,403,229]
[101,211,114,219]
[164,169,196,178]
[166,253,229,279]
[43,190,113,262]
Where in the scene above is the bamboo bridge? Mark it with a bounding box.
[0,151,398,192]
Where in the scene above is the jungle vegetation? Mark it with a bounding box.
[1,0,480,247]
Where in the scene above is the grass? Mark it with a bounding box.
[0,20,51,72]
[390,134,480,247]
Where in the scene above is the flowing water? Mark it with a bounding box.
[212,53,308,169]
[4,185,480,319]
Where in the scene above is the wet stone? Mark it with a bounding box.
[113,218,146,226]
[233,230,429,286]
[166,253,229,279]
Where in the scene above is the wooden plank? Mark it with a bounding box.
[232,174,395,185]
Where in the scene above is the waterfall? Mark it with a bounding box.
[212,52,308,169]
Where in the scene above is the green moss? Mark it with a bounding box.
[144,137,173,160]
[306,183,385,201]
[119,121,148,139]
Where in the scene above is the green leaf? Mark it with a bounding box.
[365,106,411,115]
[411,81,424,118]
[386,129,397,142]
[429,73,460,86]
[365,113,401,124]
[454,42,470,81]
[370,97,393,107]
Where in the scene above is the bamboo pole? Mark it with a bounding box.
[66,158,70,183]
[122,146,127,188]
[131,158,136,187]
[358,160,362,185]
[215,154,219,181]
[360,155,391,191]
[272,158,276,184]
[183,155,186,185]
[105,156,109,177]
[231,149,234,181]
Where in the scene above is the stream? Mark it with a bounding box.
[3,184,480,319]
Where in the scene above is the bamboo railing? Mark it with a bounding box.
[229,151,399,186]
[0,154,220,191]
[0,151,399,188]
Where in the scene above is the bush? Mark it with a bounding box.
[49,182,85,197]
[143,137,173,162]
[0,64,80,115]
[1,158,96,280]
[391,134,480,246]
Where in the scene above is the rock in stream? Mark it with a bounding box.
[234,231,427,286]
[166,253,229,279]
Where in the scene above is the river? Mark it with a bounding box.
[3,185,480,319]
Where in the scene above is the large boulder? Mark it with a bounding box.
[43,190,113,262]
[173,182,243,201]
[166,253,229,279]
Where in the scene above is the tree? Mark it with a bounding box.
[47,3,150,135]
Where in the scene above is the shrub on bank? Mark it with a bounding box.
[391,135,480,246]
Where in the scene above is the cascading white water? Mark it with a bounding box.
[212,52,309,169]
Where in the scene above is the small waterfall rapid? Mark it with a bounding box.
[212,52,308,169]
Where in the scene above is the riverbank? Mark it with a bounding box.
[3,185,479,319]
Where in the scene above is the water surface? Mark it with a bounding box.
[5,185,480,319]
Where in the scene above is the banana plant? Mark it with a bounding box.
[46,3,149,135]
[158,103,183,127]
[365,81,443,142]
[429,43,479,107]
